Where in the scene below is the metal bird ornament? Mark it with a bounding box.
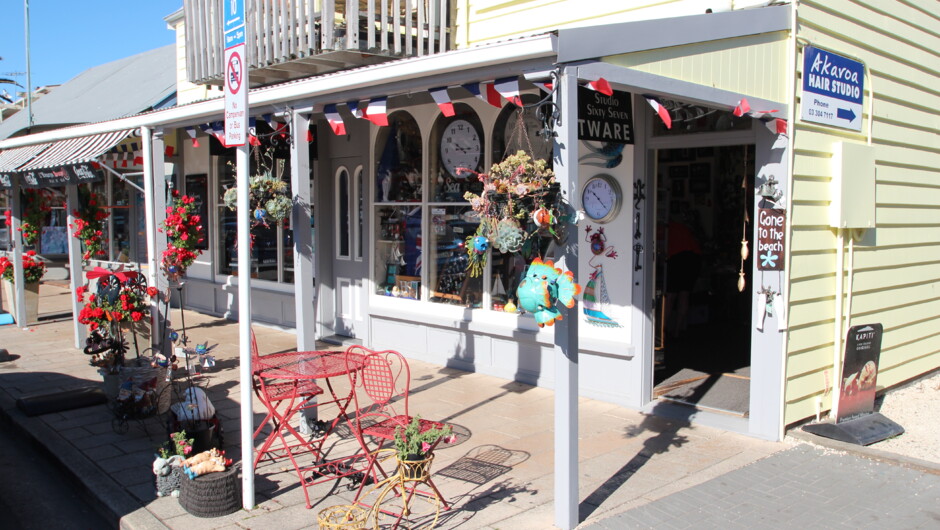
[515,257,582,327]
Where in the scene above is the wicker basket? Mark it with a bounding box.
[179,463,241,518]
[398,454,433,482]
[317,504,369,529]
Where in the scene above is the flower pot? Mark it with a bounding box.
[179,462,241,518]
[397,453,433,482]
[2,279,39,325]
[155,455,184,497]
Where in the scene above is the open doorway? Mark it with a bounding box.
[652,145,754,416]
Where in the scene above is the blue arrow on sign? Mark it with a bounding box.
[837,108,856,122]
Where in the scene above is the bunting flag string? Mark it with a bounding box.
[364,97,388,126]
[733,97,779,119]
[532,81,553,94]
[585,77,613,96]
[645,96,672,129]
[494,77,523,106]
[346,100,364,119]
[185,126,200,148]
[463,81,502,108]
[324,104,347,135]
[429,87,455,117]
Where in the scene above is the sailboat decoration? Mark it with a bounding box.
[583,226,622,327]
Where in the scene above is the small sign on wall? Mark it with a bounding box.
[756,208,786,271]
[577,87,634,144]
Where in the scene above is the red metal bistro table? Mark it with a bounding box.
[254,350,367,508]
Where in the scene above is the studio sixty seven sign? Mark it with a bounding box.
[801,46,864,132]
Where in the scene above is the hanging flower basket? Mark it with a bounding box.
[70,185,109,263]
[461,151,565,276]
[19,189,53,247]
[160,190,205,281]
[222,173,292,228]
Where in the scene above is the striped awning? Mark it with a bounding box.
[18,129,137,171]
[0,142,51,173]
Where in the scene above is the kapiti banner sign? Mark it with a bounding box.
[224,0,248,147]
[837,323,883,422]
[577,87,634,144]
[801,46,864,132]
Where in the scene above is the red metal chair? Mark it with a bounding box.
[251,328,324,468]
[344,345,450,508]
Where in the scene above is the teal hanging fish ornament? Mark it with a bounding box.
[516,257,582,327]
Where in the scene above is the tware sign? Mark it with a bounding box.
[577,87,634,143]
[756,207,786,271]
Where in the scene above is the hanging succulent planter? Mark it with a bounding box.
[222,147,293,228]
[461,151,565,276]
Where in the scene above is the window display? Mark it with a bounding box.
[217,147,293,282]
[375,206,422,299]
[430,105,484,203]
[376,112,422,203]
[428,205,482,306]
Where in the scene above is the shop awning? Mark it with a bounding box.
[18,128,137,171]
[0,142,51,173]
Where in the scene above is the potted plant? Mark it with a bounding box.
[461,151,561,276]
[153,430,194,498]
[0,250,46,324]
[222,160,292,228]
[70,186,109,263]
[18,189,52,248]
[160,189,205,281]
[393,416,454,481]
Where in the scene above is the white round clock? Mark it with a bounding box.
[581,174,622,223]
[440,119,482,178]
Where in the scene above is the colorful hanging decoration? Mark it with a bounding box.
[222,148,292,228]
[160,189,205,281]
[737,146,749,292]
[582,226,621,327]
[462,151,561,276]
[71,186,109,263]
[515,257,581,328]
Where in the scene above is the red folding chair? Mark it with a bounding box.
[251,329,324,468]
[344,345,450,508]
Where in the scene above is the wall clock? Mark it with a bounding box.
[581,174,622,223]
[440,119,482,178]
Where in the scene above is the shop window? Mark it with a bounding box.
[428,205,481,306]
[492,94,554,164]
[183,174,209,252]
[216,146,293,283]
[89,176,145,264]
[374,206,422,299]
[430,104,484,203]
[376,112,423,203]
[374,112,423,299]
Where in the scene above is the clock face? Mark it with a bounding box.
[503,110,553,161]
[440,119,482,178]
[581,175,622,223]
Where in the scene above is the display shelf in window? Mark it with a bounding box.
[374,206,422,298]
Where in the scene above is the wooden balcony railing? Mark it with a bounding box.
[184,0,451,86]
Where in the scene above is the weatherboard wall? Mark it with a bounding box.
[455,0,772,49]
[784,0,940,426]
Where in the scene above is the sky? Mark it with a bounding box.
[0,1,181,96]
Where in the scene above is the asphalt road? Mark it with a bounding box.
[0,421,112,529]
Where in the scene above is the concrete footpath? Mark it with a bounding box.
[0,283,937,529]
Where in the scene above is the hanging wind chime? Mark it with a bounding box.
[738,146,749,292]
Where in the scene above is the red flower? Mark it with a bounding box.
[131,311,143,322]
[147,286,158,297]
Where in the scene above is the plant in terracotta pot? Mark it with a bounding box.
[160,189,205,281]
[0,250,46,324]
[393,416,454,480]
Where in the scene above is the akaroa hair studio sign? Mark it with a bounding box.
[577,87,634,143]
